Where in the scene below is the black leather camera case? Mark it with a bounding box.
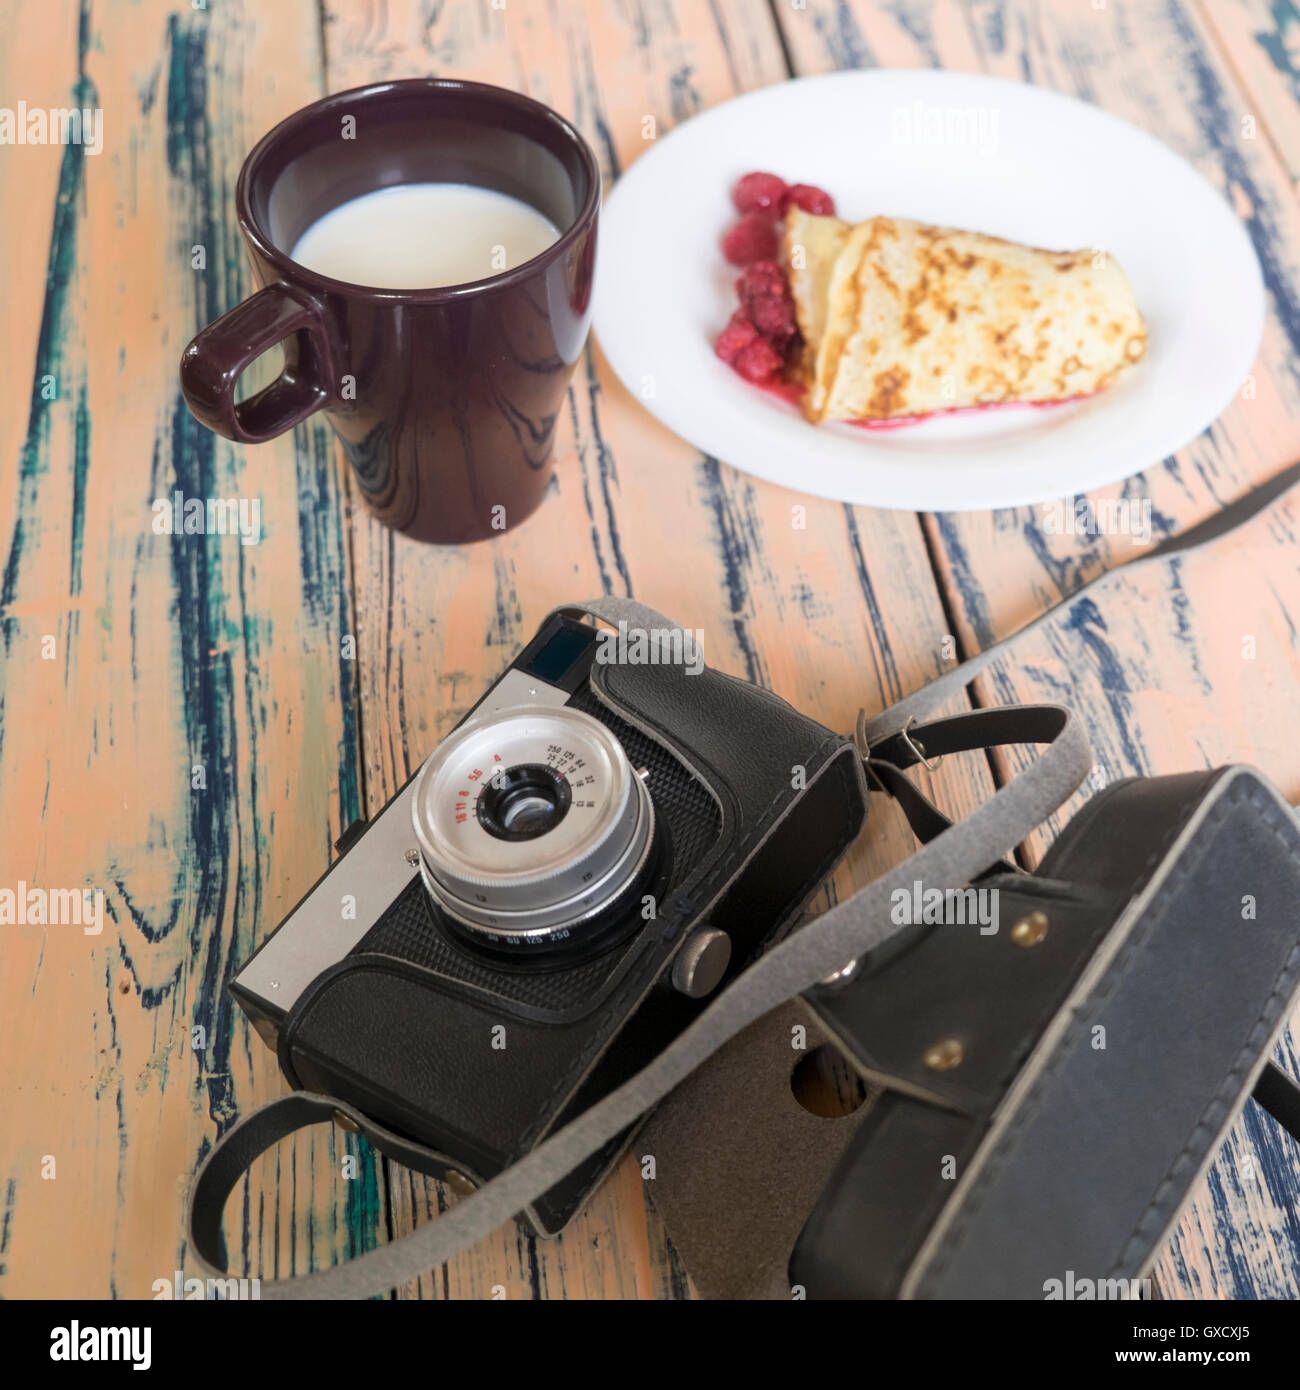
[793,765,1300,1298]
[273,623,867,1234]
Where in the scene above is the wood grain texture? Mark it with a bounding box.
[0,0,380,1297]
[775,0,1300,1299]
[1202,0,1300,186]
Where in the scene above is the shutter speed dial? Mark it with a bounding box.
[411,704,655,949]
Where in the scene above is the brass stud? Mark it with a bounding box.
[923,1038,965,1071]
[443,1170,476,1197]
[332,1109,361,1134]
[1011,910,1050,947]
[819,958,861,988]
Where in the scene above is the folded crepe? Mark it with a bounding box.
[783,209,1147,424]
[783,208,850,406]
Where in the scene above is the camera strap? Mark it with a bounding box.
[188,460,1300,1299]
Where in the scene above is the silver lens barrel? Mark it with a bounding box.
[411,704,655,944]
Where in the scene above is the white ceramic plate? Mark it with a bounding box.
[592,69,1264,511]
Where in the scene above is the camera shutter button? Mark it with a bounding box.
[672,928,732,999]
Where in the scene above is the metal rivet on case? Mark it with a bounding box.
[923,1038,964,1071]
[404,848,421,867]
[443,1170,476,1197]
[333,1109,361,1134]
[819,958,860,988]
[1011,910,1049,947]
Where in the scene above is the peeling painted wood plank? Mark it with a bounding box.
[0,0,373,1298]
[1200,0,1300,187]
[773,0,1300,1300]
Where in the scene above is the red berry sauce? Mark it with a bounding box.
[782,183,836,216]
[732,171,788,213]
[722,212,780,266]
[715,172,835,388]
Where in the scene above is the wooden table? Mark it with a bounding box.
[3,0,1299,1300]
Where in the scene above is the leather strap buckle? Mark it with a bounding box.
[899,716,943,771]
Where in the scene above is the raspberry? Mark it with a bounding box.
[714,309,759,364]
[735,260,786,304]
[732,337,783,384]
[750,293,797,340]
[731,171,788,214]
[722,213,779,266]
[783,183,836,216]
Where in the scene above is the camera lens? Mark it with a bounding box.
[478,764,571,841]
[410,704,655,951]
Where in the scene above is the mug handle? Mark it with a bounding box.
[179,284,336,443]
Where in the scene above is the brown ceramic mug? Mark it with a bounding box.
[179,78,600,544]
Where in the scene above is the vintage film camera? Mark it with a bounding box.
[232,605,868,1234]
